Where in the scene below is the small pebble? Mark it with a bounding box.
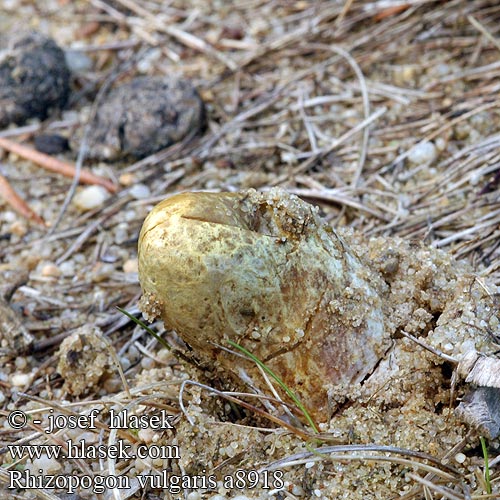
[455,452,466,464]
[408,141,437,165]
[11,373,32,387]
[129,183,151,200]
[394,65,416,85]
[59,260,75,277]
[73,185,109,211]
[15,357,27,369]
[114,223,129,245]
[119,356,131,371]
[41,263,61,278]
[138,428,155,443]
[64,49,93,73]
[435,137,446,152]
[140,357,154,369]
[123,258,138,274]
[3,211,17,223]
[119,173,136,186]
[9,220,27,237]
[291,485,305,495]
[34,134,70,155]
[30,456,62,474]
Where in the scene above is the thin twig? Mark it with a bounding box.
[0,137,117,193]
[468,15,500,54]
[0,172,45,226]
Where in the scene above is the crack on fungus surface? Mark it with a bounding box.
[180,214,242,229]
[361,339,396,386]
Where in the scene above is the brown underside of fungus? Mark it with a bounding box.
[138,188,500,430]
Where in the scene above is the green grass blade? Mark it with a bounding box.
[480,436,492,494]
[227,339,319,434]
[116,306,172,351]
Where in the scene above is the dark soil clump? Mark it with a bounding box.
[0,32,70,127]
[85,76,205,161]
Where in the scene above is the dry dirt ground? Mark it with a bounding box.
[0,1,500,499]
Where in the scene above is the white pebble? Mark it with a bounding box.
[59,260,75,277]
[15,357,27,369]
[138,427,155,443]
[3,211,17,223]
[73,185,109,211]
[455,452,466,464]
[443,343,454,352]
[292,484,305,495]
[11,373,32,387]
[187,493,202,500]
[129,183,151,200]
[208,496,227,500]
[435,137,446,151]
[3,0,19,10]
[232,496,251,500]
[114,223,129,245]
[469,170,481,186]
[408,141,437,165]
[30,455,62,474]
[141,357,154,369]
[458,340,476,355]
[64,50,93,73]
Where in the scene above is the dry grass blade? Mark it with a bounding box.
[302,43,371,188]
[0,137,117,193]
[179,380,315,441]
[114,0,236,70]
[373,3,412,21]
[406,473,466,500]
[289,187,389,220]
[272,453,457,479]
[468,15,500,54]
[261,444,460,475]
